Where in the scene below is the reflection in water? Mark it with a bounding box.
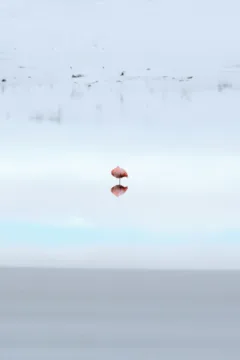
[0,70,237,128]
[217,81,232,92]
[111,185,128,197]
[29,107,62,124]
[29,112,44,122]
[1,82,6,94]
[48,106,62,123]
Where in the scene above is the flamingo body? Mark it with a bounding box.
[111,166,128,179]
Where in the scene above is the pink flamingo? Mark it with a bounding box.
[111,166,128,185]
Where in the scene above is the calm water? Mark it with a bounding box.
[1,1,240,357]
[1,83,240,268]
[0,269,240,359]
[1,0,240,268]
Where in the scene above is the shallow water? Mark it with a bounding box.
[1,0,240,266]
[1,0,240,357]
[1,79,240,268]
[0,269,240,359]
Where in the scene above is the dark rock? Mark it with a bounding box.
[1,79,6,82]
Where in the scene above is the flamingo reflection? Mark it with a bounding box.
[111,185,128,197]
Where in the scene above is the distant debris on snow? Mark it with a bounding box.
[1,79,6,82]
[113,74,194,83]
[87,80,99,88]
[120,71,125,76]
[178,76,193,82]
[72,74,84,78]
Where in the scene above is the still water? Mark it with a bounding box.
[1,1,240,356]
[1,73,240,268]
[0,268,240,359]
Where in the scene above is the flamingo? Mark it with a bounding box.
[111,166,128,185]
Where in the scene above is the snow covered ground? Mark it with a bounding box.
[0,0,240,268]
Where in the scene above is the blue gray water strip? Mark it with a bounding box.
[0,268,239,359]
